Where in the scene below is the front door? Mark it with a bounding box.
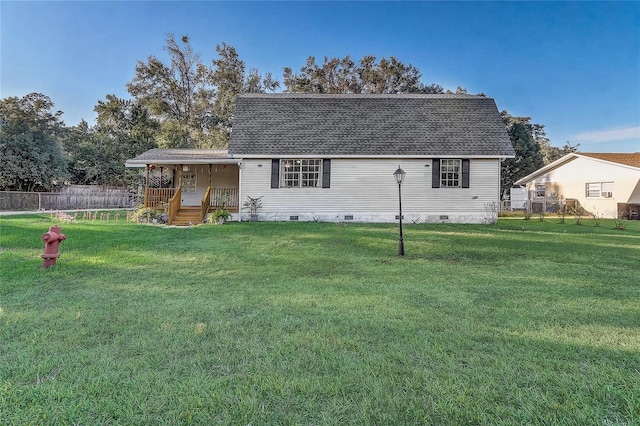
[182,172,197,193]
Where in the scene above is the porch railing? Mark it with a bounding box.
[147,188,177,208]
[201,186,211,222]
[211,187,239,208]
[168,186,182,225]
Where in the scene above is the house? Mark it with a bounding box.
[126,94,514,225]
[513,152,640,219]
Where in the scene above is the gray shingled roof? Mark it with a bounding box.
[125,149,230,166]
[229,94,515,157]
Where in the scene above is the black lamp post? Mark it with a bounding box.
[393,165,406,256]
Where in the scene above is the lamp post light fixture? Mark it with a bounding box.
[393,165,406,256]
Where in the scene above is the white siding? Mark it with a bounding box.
[177,164,239,206]
[240,158,502,223]
[541,157,639,182]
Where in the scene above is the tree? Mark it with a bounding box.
[94,94,159,157]
[515,119,579,165]
[63,95,159,187]
[0,93,69,191]
[283,55,443,94]
[62,119,94,185]
[538,136,580,164]
[500,111,544,197]
[128,36,277,149]
[209,43,279,146]
[127,35,214,149]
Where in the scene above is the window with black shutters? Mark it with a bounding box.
[432,159,470,188]
[271,159,331,188]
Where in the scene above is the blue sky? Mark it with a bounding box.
[2,1,639,153]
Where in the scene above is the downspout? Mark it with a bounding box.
[237,161,242,222]
[178,165,183,205]
[498,158,503,212]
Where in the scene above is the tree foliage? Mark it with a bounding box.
[283,55,443,94]
[0,93,69,191]
[538,135,580,164]
[500,111,545,196]
[63,95,159,187]
[209,43,279,146]
[127,35,278,149]
[127,35,214,149]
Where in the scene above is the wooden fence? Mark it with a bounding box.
[0,185,135,211]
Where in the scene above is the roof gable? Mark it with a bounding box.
[229,94,514,158]
[580,153,640,168]
[514,152,640,185]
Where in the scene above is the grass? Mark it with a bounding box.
[1,213,639,425]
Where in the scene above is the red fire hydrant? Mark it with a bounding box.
[41,225,66,268]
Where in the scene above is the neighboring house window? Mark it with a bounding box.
[271,159,331,189]
[432,159,470,188]
[535,184,546,198]
[586,182,614,198]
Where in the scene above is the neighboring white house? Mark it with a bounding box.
[514,152,640,219]
[127,94,515,224]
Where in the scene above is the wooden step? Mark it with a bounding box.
[170,207,205,226]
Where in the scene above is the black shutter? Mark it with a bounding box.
[462,159,470,188]
[432,159,440,188]
[322,159,331,188]
[271,159,280,189]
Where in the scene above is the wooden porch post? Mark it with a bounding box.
[144,164,150,207]
[208,164,213,209]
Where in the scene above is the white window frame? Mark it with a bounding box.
[535,184,546,198]
[440,159,461,188]
[280,159,322,188]
[586,182,614,198]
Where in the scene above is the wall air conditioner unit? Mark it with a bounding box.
[602,192,613,198]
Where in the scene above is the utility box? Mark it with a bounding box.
[510,187,528,210]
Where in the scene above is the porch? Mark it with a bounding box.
[125,149,241,225]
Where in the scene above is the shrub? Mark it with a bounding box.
[591,209,604,227]
[569,206,586,225]
[208,208,230,224]
[613,217,627,230]
[483,201,498,225]
[130,205,163,223]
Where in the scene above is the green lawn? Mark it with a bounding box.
[1,214,639,425]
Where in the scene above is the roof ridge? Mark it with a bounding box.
[239,93,490,99]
